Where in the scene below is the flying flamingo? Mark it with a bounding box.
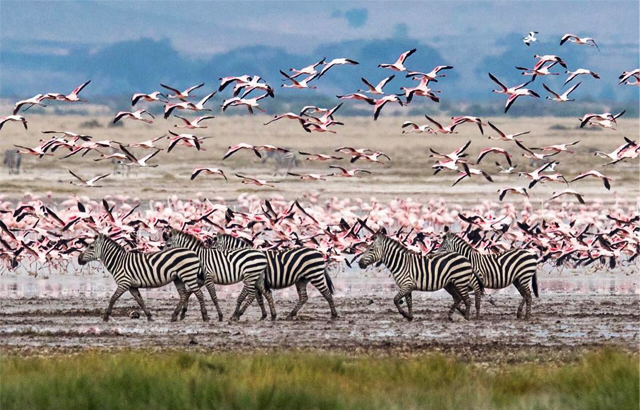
[174,115,215,129]
[234,174,279,187]
[218,75,251,91]
[405,65,453,82]
[560,34,599,51]
[221,93,270,114]
[424,115,459,134]
[498,187,529,201]
[117,144,160,167]
[477,147,513,166]
[279,71,318,89]
[487,122,530,141]
[579,112,618,128]
[329,165,372,177]
[68,170,110,187]
[131,91,168,106]
[571,170,611,190]
[289,57,326,78]
[401,121,434,134]
[128,136,165,150]
[543,82,581,102]
[336,93,375,104]
[45,80,91,102]
[515,140,559,161]
[619,69,640,84]
[0,115,28,131]
[358,75,396,94]
[522,32,538,46]
[264,113,305,125]
[287,172,329,181]
[160,83,205,100]
[504,88,541,113]
[549,190,586,204]
[13,94,47,114]
[317,58,359,78]
[451,116,486,135]
[298,151,343,161]
[378,49,416,72]
[488,73,534,95]
[564,69,600,85]
[113,110,155,124]
[190,168,228,181]
[223,143,262,160]
[452,164,494,186]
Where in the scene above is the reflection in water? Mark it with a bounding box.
[0,272,638,299]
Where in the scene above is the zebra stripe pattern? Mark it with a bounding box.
[77,234,208,322]
[164,229,270,321]
[439,231,539,319]
[358,233,480,321]
[261,150,298,175]
[213,233,338,320]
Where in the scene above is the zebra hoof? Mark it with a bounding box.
[260,314,267,321]
[271,315,277,321]
[102,316,110,322]
[405,315,414,322]
[170,316,178,322]
[146,316,153,322]
[285,315,295,321]
[202,315,210,322]
[218,315,224,322]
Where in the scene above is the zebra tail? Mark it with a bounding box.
[263,270,272,292]
[473,269,485,295]
[325,269,335,295]
[532,271,539,298]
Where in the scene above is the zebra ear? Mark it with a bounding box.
[379,227,387,235]
[444,226,450,233]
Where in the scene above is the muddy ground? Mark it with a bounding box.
[2,274,638,362]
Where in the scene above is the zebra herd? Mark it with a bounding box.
[78,228,538,323]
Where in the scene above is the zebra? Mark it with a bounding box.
[77,233,208,322]
[261,150,298,175]
[358,232,481,321]
[438,229,539,320]
[163,229,271,321]
[212,233,338,320]
[3,150,21,174]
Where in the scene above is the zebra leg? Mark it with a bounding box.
[180,292,191,320]
[234,286,258,320]
[104,285,128,322]
[193,289,209,322]
[393,287,413,321]
[444,284,462,321]
[171,285,189,322]
[255,291,268,320]
[311,277,338,319]
[405,293,413,319]
[474,289,482,320]
[231,286,251,321]
[129,287,153,321]
[514,281,525,319]
[204,278,224,321]
[515,281,533,320]
[256,281,276,320]
[286,281,309,320]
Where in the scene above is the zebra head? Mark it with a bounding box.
[78,234,106,265]
[163,228,194,250]
[358,233,386,269]
[438,231,458,254]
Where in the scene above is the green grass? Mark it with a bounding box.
[1,349,637,410]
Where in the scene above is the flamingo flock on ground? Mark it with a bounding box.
[0,32,638,273]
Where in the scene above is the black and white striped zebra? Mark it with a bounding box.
[438,230,539,319]
[163,229,270,321]
[213,233,338,320]
[77,234,208,322]
[261,150,298,175]
[3,149,21,174]
[358,232,481,321]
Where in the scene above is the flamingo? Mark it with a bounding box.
[117,144,160,167]
[477,147,513,166]
[317,58,359,78]
[504,88,540,113]
[619,69,640,84]
[549,190,586,204]
[451,116,486,135]
[41,130,92,141]
[298,151,343,161]
[534,140,580,154]
[289,57,326,78]
[515,140,559,161]
[190,168,227,181]
[405,65,453,82]
[14,144,53,157]
[358,75,395,94]
[564,69,600,85]
[0,115,28,131]
[543,82,581,102]
[571,170,611,190]
[372,95,404,120]
[522,32,538,46]
[579,112,619,128]
[287,172,329,181]
[128,136,165,150]
[517,62,560,77]
[336,93,375,104]
[533,54,568,69]
[518,161,556,185]
[495,162,518,174]
[233,76,274,98]
[279,70,317,89]
[487,122,530,141]
[160,83,205,100]
[584,111,626,130]
[13,94,47,114]
[264,113,305,125]
[131,91,168,106]
[378,49,416,72]
[46,80,91,102]
[424,115,459,134]
[234,174,279,188]
[301,120,344,133]
[166,131,210,152]
[113,110,155,124]
[68,170,110,187]
[560,34,599,51]
[221,93,269,114]
[401,121,434,134]
[488,73,534,96]
[452,163,494,186]
[218,75,251,92]
[174,115,215,129]
[498,187,529,201]
[329,165,372,177]
[223,143,262,160]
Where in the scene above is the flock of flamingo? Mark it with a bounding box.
[0,32,638,274]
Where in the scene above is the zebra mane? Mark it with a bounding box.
[377,234,410,253]
[216,233,251,247]
[169,229,205,248]
[97,234,124,250]
[443,232,471,249]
